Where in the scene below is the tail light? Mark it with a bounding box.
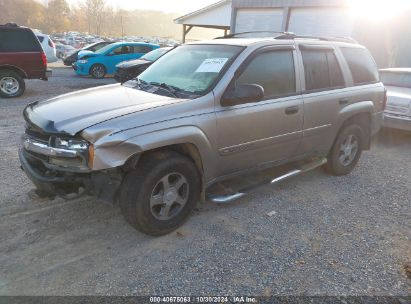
[383,88,388,110]
[48,38,55,48]
[41,51,47,68]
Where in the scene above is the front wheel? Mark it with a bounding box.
[0,70,25,98]
[120,151,201,236]
[90,64,106,79]
[325,124,364,176]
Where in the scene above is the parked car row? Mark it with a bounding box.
[114,47,172,83]
[71,41,160,79]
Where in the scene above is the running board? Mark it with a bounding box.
[207,157,327,204]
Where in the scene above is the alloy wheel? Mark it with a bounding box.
[149,172,189,221]
[338,134,359,166]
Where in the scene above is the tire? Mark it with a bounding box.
[120,151,201,236]
[0,70,25,98]
[90,64,106,79]
[325,124,364,176]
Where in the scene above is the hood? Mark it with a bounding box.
[78,50,96,59]
[116,59,149,69]
[24,84,187,136]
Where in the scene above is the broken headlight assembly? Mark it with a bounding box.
[49,136,94,170]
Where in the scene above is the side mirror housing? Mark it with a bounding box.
[221,84,264,107]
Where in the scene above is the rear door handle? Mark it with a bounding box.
[339,98,350,105]
[285,106,299,115]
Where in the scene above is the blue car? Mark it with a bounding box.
[74,42,160,79]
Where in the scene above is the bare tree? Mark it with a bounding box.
[84,0,106,35]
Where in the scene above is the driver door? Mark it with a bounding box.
[215,46,304,176]
[105,45,128,73]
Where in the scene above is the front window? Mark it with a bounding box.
[95,44,117,55]
[140,48,170,62]
[137,44,243,97]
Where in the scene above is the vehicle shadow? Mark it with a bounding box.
[373,128,411,147]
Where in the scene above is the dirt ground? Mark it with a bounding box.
[0,65,410,296]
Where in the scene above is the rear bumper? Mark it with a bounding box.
[383,113,411,131]
[44,69,52,80]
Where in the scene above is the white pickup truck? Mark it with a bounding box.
[380,68,411,131]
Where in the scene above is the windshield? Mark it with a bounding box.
[141,48,171,62]
[138,44,243,96]
[94,43,116,55]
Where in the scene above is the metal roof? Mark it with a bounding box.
[232,0,348,8]
[174,0,231,28]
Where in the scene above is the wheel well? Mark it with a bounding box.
[123,144,205,198]
[0,66,27,79]
[90,63,106,72]
[341,112,371,150]
[136,144,204,175]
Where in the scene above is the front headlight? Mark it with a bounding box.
[78,59,88,64]
[54,137,89,151]
[48,136,93,170]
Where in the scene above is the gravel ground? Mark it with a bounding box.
[0,65,410,296]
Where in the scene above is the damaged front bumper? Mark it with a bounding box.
[19,148,122,204]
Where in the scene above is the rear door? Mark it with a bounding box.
[215,46,304,176]
[297,43,349,156]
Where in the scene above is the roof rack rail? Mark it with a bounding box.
[1,22,19,27]
[215,31,289,39]
[275,32,358,43]
[214,31,357,44]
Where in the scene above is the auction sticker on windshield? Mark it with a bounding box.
[195,58,228,73]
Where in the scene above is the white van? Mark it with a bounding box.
[36,33,58,63]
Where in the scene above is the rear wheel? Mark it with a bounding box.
[325,124,364,176]
[0,70,25,98]
[120,151,200,236]
[90,64,106,79]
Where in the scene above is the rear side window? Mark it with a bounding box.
[301,50,345,91]
[341,47,379,85]
[237,50,296,98]
[132,45,153,54]
[0,29,41,52]
[37,36,44,43]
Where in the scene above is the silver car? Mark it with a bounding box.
[20,33,385,235]
[380,68,411,131]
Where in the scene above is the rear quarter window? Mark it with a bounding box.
[301,49,345,91]
[133,45,153,54]
[341,47,379,85]
[0,28,41,52]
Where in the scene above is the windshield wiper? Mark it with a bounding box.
[148,82,180,98]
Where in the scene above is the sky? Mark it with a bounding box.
[64,0,220,14]
[50,0,411,17]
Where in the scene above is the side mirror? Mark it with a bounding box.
[221,84,264,107]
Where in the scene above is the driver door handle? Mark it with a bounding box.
[285,106,299,115]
